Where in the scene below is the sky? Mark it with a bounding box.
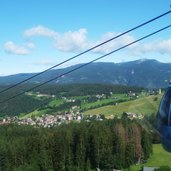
[0,0,171,76]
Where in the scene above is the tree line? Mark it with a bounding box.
[0,119,152,171]
[33,83,144,97]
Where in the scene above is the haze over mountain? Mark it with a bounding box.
[0,59,170,88]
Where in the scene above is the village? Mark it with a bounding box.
[0,110,144,128]
[0,110,108,127]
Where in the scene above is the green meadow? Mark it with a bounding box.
[127,144,171,171]
[84,94,162,117]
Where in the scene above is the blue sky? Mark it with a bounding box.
[0,0,171,75]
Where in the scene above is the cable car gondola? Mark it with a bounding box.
[157,82,171,151]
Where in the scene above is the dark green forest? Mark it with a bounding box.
[0,119,152,171]
[32,84,144,96]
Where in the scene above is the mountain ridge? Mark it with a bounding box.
[0,59,170,88]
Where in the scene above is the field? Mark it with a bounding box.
[81,94,131,110]
[84,94,162,117]
[126,144,171,171]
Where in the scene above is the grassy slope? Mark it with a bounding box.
[146,144,171,167]
[22,99,64,118]
[23,109,51,118]
[84,94,162,117]
[127,144,171,171]
[81,94,129,110]
[48,99,64,107]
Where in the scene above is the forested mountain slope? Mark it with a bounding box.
[0,59,170,88]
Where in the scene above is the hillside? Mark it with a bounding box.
[85,94,162,117]
[0,59,171,88]
[0,84,143,117]
[126,144,171,171]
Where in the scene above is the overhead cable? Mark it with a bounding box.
[1,24,171,104]
[0,10,170,94]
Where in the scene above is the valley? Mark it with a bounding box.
[0,83,162,132]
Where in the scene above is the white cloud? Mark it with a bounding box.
[24,25,58,38]
[54,28,88,52]
[157,39,171,53]
[6,25,171,56]
[4,41,29,55]
[133,39,171,55]
[92,32,135,54]
[26,42,35,49]
[24,26,88,52]
[23,26,138,54]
